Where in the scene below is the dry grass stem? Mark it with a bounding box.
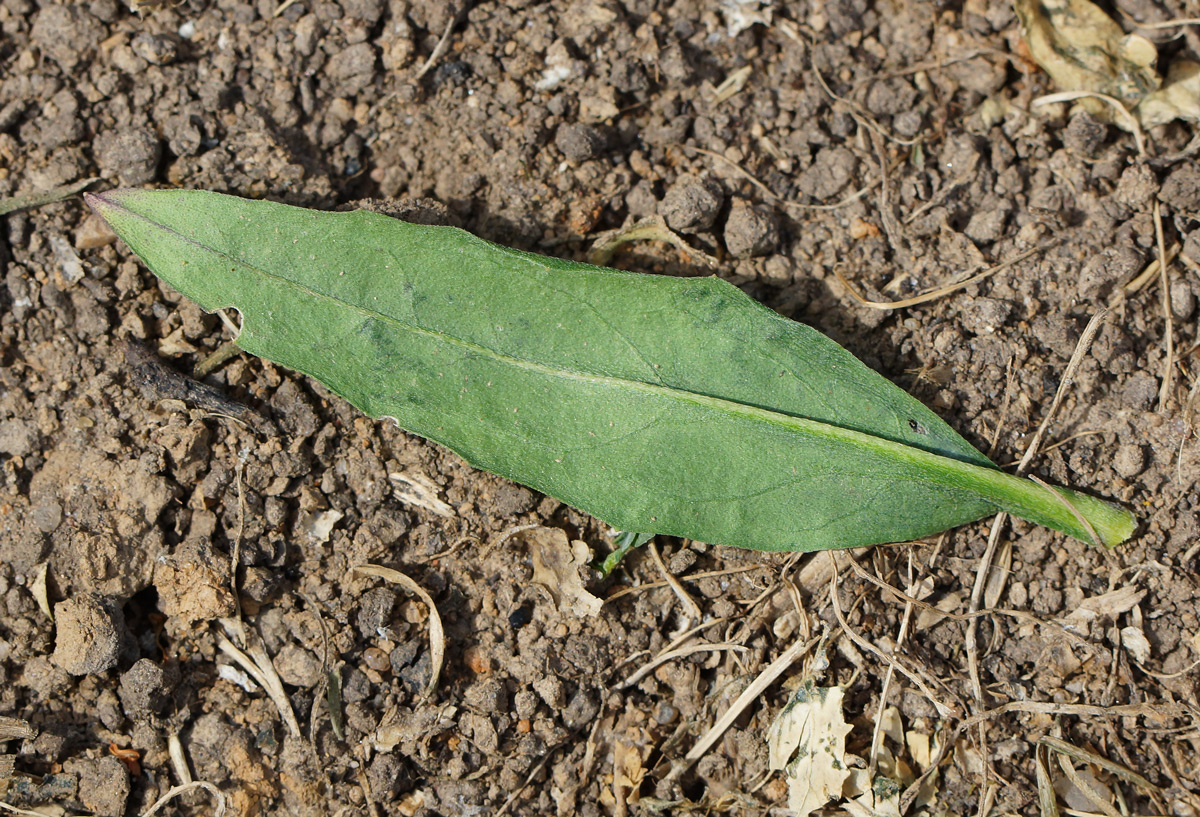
[1020,308,1108,473]
[0,177,98,217]
[648,540,703,626]
[962,700,1183,728]
[167,733,192,785]
[828,557,958,717]
[988,359,1017,457]
[350,565,445,703]
[1121,243,1181,299]
[299,591,333,751]
[495,743,565,817]
[806,33,924,147]
[414,7,462,81]
[1130,16,1200,28]
[712,65,752,104]
[673,142,883,212]
[1041,736,1157,792]
[216,630,303,737]
[836,240,1060,309]
[965,307,1108,787]
[1155,201,1175,409]
[603,564,767,604]
[139,782,227,817]
[617,642,748,690]
[843,550,1100,650]
[1031,91,1146,156]
[868,551,917,776]
[193,339,242,378]
[869,127,911,277]
[664,633,822,783]
[587,214,720,268]
[479,523,541,559]
[1036,744,1061,817]
[0,803,48,817]
[228,454,248,641]
[1055,751,1121,817]
[354,743,382,817]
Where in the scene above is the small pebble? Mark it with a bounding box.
[660,174,723,232]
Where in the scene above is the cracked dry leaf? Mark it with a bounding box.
[767,681,854,817]
[1014,0,1159,105]
[1137,60,1200,126]
[524,527,603,618]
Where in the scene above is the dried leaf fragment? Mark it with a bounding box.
[524,527,603,618]
[1015,0,1159,106]
[767,681,854,817]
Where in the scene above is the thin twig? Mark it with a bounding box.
[1155,201,1175,410]
[495,744,566,817]
[868,551,916,776]
[350,565,444,703]
[965,308,1108,786]
[664,634,822,784]
[354,743,382,817]
[617,643,748,690]
[216,632,303,737]
[414,5,467,81]
[649,540,703,626]
[837,239,1060,310]
[167,733,192,785]
[1031,91,1147,156]
[672,142,885,212]
[603,564,768,604]
[829,554,958,717]
[1119,243,1181,299]
[138,781,227,817]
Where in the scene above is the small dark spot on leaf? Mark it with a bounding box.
[908,419,928,435]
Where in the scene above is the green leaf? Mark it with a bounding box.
[87,189,1135,552]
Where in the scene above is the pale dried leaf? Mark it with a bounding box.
[906,730,932,768]
[879,706,904,747]
[1121,625,1152,663]
[915,590,963,630]
[1137,60,1200,126]
[158,325,200,356]
[1015,0,1160,106]
[720,0,773,37]
[524,527,603,618]
[32,562,53,622]
[983,540,1012,610]
[1064,585,1145,626]
[767,681,854,817]
[848,774,903,817]
[390,471,455,518]
[299,508,343,543]
[1053,766,1115,811]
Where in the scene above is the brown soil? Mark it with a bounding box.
[2,1,1200,815]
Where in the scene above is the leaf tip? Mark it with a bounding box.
[83,188,139,213]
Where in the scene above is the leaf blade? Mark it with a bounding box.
[88,189,1135,551]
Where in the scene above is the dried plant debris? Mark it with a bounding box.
[523,527,603,618]
[1015,0,1200,126]
[0,717,35,797]
[766,681,854,817]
